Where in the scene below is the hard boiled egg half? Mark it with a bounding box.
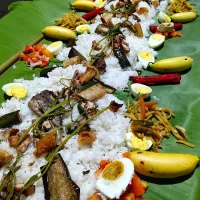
[96,158,134,199]
[131,83,152,99]
[126,130,152,151]
[138,51,155,69]
[76,24,90,34]
[2,83,28,99]
[95,0,106,7]
[47,41,63,56]
[148,34,165,49]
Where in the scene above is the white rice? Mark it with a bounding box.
[0,0,170,199]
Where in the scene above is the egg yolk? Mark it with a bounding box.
[78,25,89,33]
[102,161,124,181]
[139,51,153,61]
[49,41,61,48]
[97,0,105,5]
[10,86,28,99]
[131,135,149,150]
[152,34,165,40]
[135,86,151,94]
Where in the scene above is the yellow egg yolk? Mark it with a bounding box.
[102,161,124,181]
[152,34,165,41]
[139,51,153,61]
[135,86,151,94]
[78,25,90,33]
[49,41,61,48]
[97,0,105,5]
[10,86,28,99]
[131,135,149,150]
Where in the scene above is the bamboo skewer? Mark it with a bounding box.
[0,34,44,75]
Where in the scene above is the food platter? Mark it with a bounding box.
[0,0,200,199]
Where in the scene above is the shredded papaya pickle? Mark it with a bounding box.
[125,97,194,151]
[167,0,198,15]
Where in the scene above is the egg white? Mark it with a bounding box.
[2,83,26,96]
[131,83,152,99]
[47,41,63,56]
[76,24,90,34]
[148,34,165,49]
[96,158,134,199]
[138,51,155,69]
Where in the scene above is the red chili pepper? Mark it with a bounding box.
[149,23,183,33]
[82,7,105,20]
[131,74,181,86]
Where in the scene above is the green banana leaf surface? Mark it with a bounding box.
[0,0,200,199]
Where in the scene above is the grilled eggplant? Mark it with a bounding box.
[68,47,86,60]
[42,154,80,200]
[0,110,22,128]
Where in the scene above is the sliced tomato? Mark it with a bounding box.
[28,51,40,58]
[100,160,110,170]
[40,61,48,68]
[19,53,28,61]
[41,48,54,58]
[131,174,147,197]
[33,44,44,51]
[31,57,39,63]
[122,193,135,200]
[25,45,34,54]
[26,57,32,64]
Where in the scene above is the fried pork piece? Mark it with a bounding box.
[34,134,56,157]
[63,56,83,68]
[16,134,31,153]
[0,150,13,168]
[78,84,106,102]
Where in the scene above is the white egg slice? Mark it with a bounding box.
[96,158,134,199]
[131,83,152,99]
[148,34,165,49]
[47,41,63,56]
[126,130,152,151]
[158,11,171,23]
[95,0,106,7]
[76,24,90,34]
[2,83,28,99]
[138,51,155,69]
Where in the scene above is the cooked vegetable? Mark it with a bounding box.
[42,26,76,40]
[82,7,105,20]
[64,56,83,68]
[56,10,86,30]
[131,174,148,197]
[139,96,145,120]
[93,78,116,94]
[113,47,131,69]
[149,23,183,33]
[126,99,192,150]
[132,74,181,85]
[123,151,199,178]
[68,47,86,60]
[78,84,106,102]
[34,134,56,157]
[78,131,97,145]
[170,12,197,23]
[149,56,193,73]
[0,150,13,168]
[42,154,80,200]
[72,1,98,11]
[0,110,22,128]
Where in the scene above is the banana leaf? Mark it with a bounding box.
[0,0,200,199]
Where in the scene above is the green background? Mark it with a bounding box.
[0,0,200,199]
